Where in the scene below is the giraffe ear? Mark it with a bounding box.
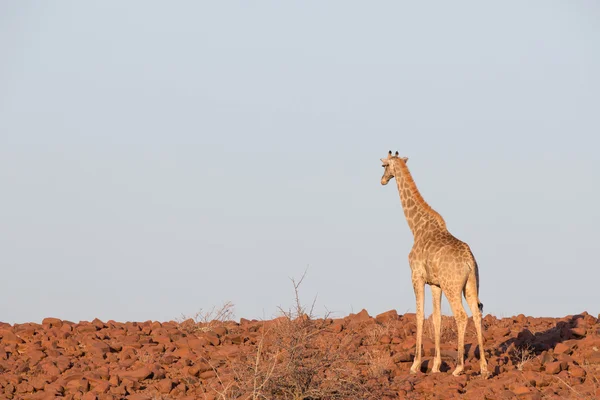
[402,157,409,163]
[395,151,399,157]
[387,151,393,159]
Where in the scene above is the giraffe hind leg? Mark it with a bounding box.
[465,273,489,378]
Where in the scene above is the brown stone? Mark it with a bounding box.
[127,394,151,400]
[187,337,207,350]
[199,370,216,380]
[392,352,413,363]
[571,327,586,337]
[187,365,200,377]
[119,366,153,381]
[512,386,530,395]
[212,326,227,336]
[82,392,97,400]
[89,341,111,357]
[329,320,344,333]
[545,361,565,374]
[41,362,61,377]
[0,329,23,344]
[28,350,46,365]
[553,342,571,355]
[157,378,173,394]
[202,331,220,346]
[91,381,111,394]
[569,365,586,378]
[379,335,392,344]
[354,309,371,322]
[540,351,554,365]
[42,318,63,328]
[376,310,399,323]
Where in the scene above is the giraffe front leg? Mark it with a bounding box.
[431,285,442,373]
[410,279,425,374]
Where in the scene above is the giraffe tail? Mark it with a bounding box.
[466,255,484,314]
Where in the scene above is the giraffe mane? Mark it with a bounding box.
[396,160,447,230]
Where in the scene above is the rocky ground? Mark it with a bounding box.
[1,309,599,399]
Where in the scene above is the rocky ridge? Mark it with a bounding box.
[1,311,599,399]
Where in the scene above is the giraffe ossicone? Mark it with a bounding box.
[380,151,489,378]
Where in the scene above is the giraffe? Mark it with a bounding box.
[380,150,489,378]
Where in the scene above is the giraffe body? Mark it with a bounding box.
[380,151,489,378]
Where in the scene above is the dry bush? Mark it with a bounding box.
[424,314,457,343]
[189,273,384,399]
[365,351,395,378]
[203,325,279,400]
[259,272,372,400]
[363,323,394,346]
[177,301,235,334]
[510,343,535,371]
[205,272,378,399]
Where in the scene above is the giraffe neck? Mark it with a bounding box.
[392,161,447,237]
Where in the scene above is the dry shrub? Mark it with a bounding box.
[259,272,372,400]
[204,272,379,400]
[365,351,395,378]
[177,301,235,334]
[510,343,535,371]
[424,314,457,343]
[363,323,393,347]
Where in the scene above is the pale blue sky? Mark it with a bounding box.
[1,2,599,324]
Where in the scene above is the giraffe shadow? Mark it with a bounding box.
[419,359,452,373]
[493,314,588,370]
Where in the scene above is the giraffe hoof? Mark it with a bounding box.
[452,367,464,377]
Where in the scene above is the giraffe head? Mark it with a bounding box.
[381,150,408,185]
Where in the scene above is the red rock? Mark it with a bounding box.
[228,335,243,344]
[91,381,111,394]
[42,317,63,328]
[89,341,112,357]
[126,394,151,400]
[201,331,220,346]
[354,309,371,322]
[569,364,586,378]
[119,366,153,381]
[212,326,227,336]
[376,310,399,323]
[329,320,344,333]
[110,384,127,396]
[199,370,216,380]
[172,348,194,359]
[41,362,61,377]
[108,374,120,386]
[82,392,97,400]
[27,349,46,365]
[513,386,530,395]
[157,378,174,394]
[553,342,571,355]
[571,327,586,337]
[392,352,412,363]
[379,335,392,345]
[0,329,23,344]
[30,376,49,391]
[545,361,565,374]
[540,351,554,365]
